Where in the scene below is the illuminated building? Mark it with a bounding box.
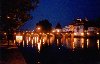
[62,17,100,37]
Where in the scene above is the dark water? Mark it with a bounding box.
[17,37,100,64]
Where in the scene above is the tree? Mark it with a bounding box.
[55,22,62,29]
[94,18,100,28]
[0,0,39,46]
[0,0,39,32]
[36,19,52,33]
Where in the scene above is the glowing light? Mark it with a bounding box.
[7,16,10,19]
[40,39,42,44]
[33,37,34,39]
[87,33,89,35]
[23,40,25,47]
[74,38,77,42]
[87,39,89,48]
[97,39,99,49]
[84,30,87,32]
[35,37,36,44]
[29,37,31,41]
[57,30,60,32]
[32,39,33,47]
[4,33,6,35]
[81,38,84,48]
[81,38,84,42]
[66,33,68,34]
[27,39,28,45]
[43,43,45,44]
[14,33,16,35]
[52,30,55,33]
[32,39,33,44]
[16,36,23,43]
[37,61,40,64]
[37,27,40,30]
[40,33,42,34]
[81,33,84,36]
[37,37,39,43]
[97,32,99,35]
[73,42,75,51]
[47,33,49,34]
[37,42,41,52]
[43,33,45,34]
[77,18,82,21]
[59,47,60,50]
[74,33,77,35]
[57,39,59,45]
[14,40,16,44]
[43,39,44,42]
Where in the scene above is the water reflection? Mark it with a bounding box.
[97,39,99,49]
[26,39,28,46]
[72,42,75,51]
[81,38,84,48]
[32,39,33,47]
[23,40,25,47]
[57,39,59,46]
[37,40,41,52]
[87,39,89,48]
[14,40,16,44]
[16,35,100,51]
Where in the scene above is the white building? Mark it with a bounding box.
[88,27,96,32]
[52,28,62,33]
[74,25,84,36]
[63,18,99,36]
[62,26,70,32]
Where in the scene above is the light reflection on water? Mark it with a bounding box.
[16,35,100,51]
[97,39,99,49]
[87,39,89,48]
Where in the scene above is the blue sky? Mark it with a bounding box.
[21,0,100,30]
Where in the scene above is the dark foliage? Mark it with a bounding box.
[94,18,100,28]
[0,0,39,32]
[36,19,52,33]
[55,22,62,29]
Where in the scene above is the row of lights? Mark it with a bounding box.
[74,32,99,36]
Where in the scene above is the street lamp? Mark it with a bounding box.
[36,27,41,32]
[97,32,99,35]
[7,16,10,19]
[57,29,60,32]
[52,30,55,33]
[37,27,40,30]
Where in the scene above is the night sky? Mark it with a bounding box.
[21,0,100,30]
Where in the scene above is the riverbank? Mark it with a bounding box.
[0,46,26,64]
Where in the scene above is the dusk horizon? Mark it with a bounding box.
[1,0,100,64]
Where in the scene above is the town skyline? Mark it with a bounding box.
[20,17,100,31]
[21,0,100,29]
[0,0,100,64]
